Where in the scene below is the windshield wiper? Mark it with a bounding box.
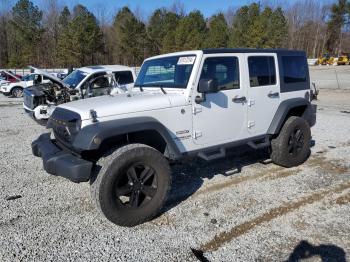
[135,84,144,92]
[135,84,167,94]
[151,84,167,94]
[159,85,167,94]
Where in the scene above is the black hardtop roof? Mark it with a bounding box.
[202,48,306,55]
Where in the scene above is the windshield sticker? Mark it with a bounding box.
[178,56,196,65]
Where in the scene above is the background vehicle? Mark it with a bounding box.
[32,49,317,227]
[337,54,349,65]
[23,65,136,121]
[0,71,22,83]
[49,69,69,80]
[316,53,335,65]
[0,71,50,97]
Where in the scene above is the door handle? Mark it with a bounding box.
[268,91,279,98]
[232,96,247,103]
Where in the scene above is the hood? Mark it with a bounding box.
[29,66,68,88]
[59,91,187,120]
[2,71,21,81]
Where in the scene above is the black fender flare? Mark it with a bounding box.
[267,98,315,135]
[72,117,181,158]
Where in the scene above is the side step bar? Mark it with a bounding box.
[198,148,226,161]
[247,136,270,150]
[196,136,270,161]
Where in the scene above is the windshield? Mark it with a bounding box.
[135,55,196,89]
[63,70,88,88]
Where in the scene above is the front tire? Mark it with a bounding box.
[11,87,23,98]
[271,116,311,168]
[90,144,171,227]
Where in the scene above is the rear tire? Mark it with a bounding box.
[90,144,171,227]
[271,116,311,168]
[11,87,23,98]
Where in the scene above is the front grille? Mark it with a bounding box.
[48,107,81,146]
[54,125,71,142]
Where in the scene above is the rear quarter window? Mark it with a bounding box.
[282,56,307,83]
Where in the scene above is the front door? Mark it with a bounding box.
[245,54,280,135]
[192,54,247,146]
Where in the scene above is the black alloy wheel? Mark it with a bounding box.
[115,163,158,209]
[288,128,305,157]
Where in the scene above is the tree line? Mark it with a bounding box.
[0,0,349,68]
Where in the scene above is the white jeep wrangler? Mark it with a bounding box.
[32,49,317,226]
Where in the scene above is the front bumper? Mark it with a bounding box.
[23,103,34,115]
[0,89,10,95]
[32,133,93,183]
[23,103,48,126]
[0,86,9,94]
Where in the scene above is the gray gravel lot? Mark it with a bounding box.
[0,89,349,261]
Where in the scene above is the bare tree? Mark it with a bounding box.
[169,0,186,16]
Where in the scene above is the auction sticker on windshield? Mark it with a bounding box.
[178,56,196,65]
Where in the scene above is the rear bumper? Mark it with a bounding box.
[32,133,93,183]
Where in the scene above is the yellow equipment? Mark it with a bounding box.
[316,54,335,65]
[337,54,350,65]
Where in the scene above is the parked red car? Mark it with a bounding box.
[0,71,22,83]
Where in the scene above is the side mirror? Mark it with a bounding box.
[195,78,219,104]
[198,78,219,93]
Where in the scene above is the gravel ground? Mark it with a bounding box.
[0,89,349,262]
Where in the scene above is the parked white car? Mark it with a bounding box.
[23,65,136,121]
[0,72,51,97]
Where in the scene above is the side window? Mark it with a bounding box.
[91,76,110,89]
[200,57,240,90]
[89,73,110,97]
[83,72,106,89]
[34,74,42,83]
[248,56,276,87]
[282,56,307,83]
[114,71,134,85]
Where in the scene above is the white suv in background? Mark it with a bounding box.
[0,72,51,97]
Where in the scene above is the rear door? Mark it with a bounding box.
[245,54,280,135]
